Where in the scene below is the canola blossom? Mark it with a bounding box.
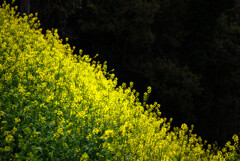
[0,1,239,160]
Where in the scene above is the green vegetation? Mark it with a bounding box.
[0,1,239,160]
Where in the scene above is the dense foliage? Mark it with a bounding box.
[1,2,240,160]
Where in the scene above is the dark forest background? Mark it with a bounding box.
[7,0,240,146]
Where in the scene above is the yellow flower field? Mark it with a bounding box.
[0,1,239,160]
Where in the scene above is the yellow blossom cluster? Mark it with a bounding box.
[0,1,239,160]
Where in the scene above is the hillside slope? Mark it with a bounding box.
[0,2,239,160]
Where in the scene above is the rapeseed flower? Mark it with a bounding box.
[5,134,14,143]
[14,118,21,124]
[0,1,239,160]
